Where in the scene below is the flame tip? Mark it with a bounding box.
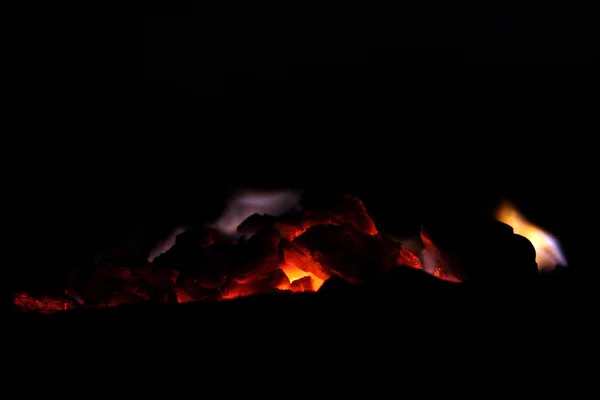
[495,199,567,271]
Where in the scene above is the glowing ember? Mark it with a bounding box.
[14,292,74,314]
[279,262,325,291]
[495,201,567,272]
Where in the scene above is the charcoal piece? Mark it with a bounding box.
[237,213,278,235]
[142,263,178,291]
[282,246,330,281]
[421,218,538,286]
[152,228,223,269]
[292,224,395,284]
[221,268,290,299]
[319,193,378,235]
[73,259,173,308]
[267,268,290,288]
[173,241,237,289]
[296,193,378,237]
[128,280,174,303]
[237,267,290,290]
[244,193,379,241]
[317,276,357,302]
[396,247,423,270]
[234,193,380,241]
[218,228,282,297]
[289,276,313,292]
[318,276,352,293]
[228,228,282,283]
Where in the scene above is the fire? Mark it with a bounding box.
[279,262,325,291]
[14,192,558,315]
[495,201,567,272]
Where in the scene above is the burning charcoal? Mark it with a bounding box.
[234,193,379,241]
[221,268,289,300]
[268,268,290,288]
[289,276,313,292]
[227,228,282,283]
[191,241,238,287]
[274,194,378,240]
[174,279,221,303]
[421,218,538,286]
[396,247,423,270]
[13,292,75,314]
[143,262,178,290]
[292,224,396,284]
[322,193,379,235]
[236,267,289,291]
[282,245,330,281]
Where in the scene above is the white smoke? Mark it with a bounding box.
[147,226,187,262]
[146,189,303,261]
[210,188,303,237]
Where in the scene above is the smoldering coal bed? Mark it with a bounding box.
[11,190,567,318]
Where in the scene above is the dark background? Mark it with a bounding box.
[2,3,595,294]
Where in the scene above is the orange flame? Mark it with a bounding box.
[495,201,567,272]
[279,262,325,292]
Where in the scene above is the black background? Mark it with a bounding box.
[2,3,595,293]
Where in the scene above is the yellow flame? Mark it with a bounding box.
[280,262,325,291]
[495,201,567,272]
